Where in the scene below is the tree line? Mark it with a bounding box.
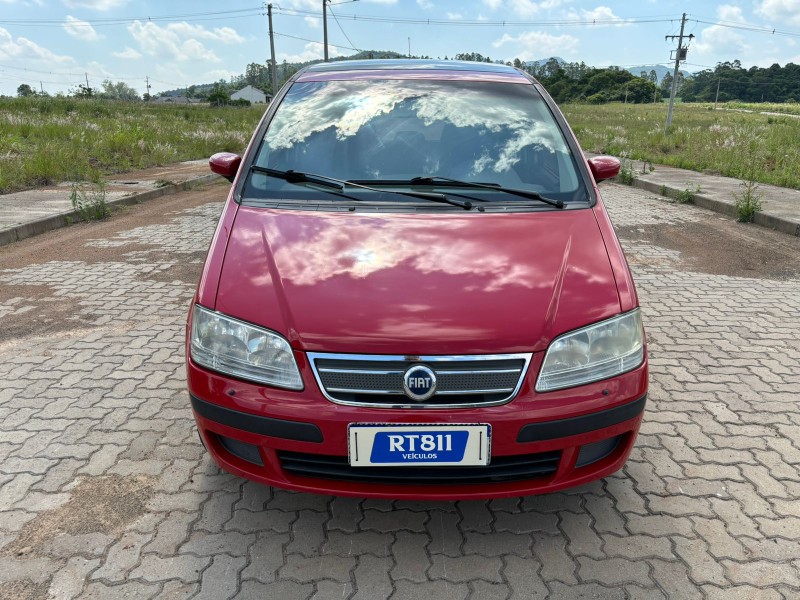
[679,60,800,103]
[12,53,800,105]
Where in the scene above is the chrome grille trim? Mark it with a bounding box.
[307,352,533,409]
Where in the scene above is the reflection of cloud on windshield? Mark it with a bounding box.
[263,79,567,175]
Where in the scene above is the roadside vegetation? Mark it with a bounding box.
[563,102,800,190]
[0,97,263,194]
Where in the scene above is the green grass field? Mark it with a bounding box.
[0,97,265,194]
[2,97,799,194]
[562,102,800,189]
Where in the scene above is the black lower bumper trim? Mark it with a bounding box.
[517,394,647,443]
[190,394,323,443]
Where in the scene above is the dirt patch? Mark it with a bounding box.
[3,475,154,559]
[134,250,207,285]
[0,580,49,600]
[0,182,225,271]
[616,219,800,280]
[0,284,96,344]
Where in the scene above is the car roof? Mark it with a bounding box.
[297,59,531,83]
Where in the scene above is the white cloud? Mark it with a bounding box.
[483,0,503,8]
[62,0,128,9]
[718,4,745,23]
[485,0,564,16]
[278,41,342,64]
[165,22,245,45]
[566,6,630,26]
[63,15,102,41]
[694,5,750,56]
[492,30,579,59]
[128,21,221,63]
[755,0,800,26]
[0,26,76,65]
[447,12,463,20]
[417,0,434,9]
[305,16,320,28]
[113,46,141,59]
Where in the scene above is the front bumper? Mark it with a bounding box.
[188,354,648,499]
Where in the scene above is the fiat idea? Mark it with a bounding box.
[187,59,647,499]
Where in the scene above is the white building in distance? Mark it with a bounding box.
[231,85,268,104]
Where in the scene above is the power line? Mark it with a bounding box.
[0,7,264,27]
[273,31,360,52]
[691,18,800,39]
[328,6,361,53]
[273,7,675,28]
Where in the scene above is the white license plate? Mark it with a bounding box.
[348,424,490,467]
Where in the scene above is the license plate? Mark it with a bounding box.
[348,424,490,467]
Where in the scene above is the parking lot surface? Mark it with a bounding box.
[1,181,799,600]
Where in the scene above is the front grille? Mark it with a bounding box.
[278,450,561,484]
[308,353,532,408]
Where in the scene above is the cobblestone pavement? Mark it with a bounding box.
[1,182,799,600]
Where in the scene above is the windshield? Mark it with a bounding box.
[244,78,588,205]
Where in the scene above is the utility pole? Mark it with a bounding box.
[323,0,329,62]
[40,81,44,94]
[85,72,89,89]
[268,4,278,95]
[624,82,629,104]
[714,77,721,109]
[145,76,151,100]
[408,37,411,58]
[664,13,693,132]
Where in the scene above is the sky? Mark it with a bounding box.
[1,0,800,96]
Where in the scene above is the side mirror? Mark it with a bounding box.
[587,156,621,183]
[209,152,242,183]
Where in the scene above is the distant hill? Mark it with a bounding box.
[623,64,690,83]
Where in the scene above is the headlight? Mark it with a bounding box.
[536,309,644,392]
[190,305,303,390]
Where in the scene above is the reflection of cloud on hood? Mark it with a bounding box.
[268,213,547,292]
[264,79,566,175]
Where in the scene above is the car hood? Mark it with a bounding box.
[214,206,621,355]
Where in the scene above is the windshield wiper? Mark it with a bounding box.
[250,166,474,210]
[408,176,565,209]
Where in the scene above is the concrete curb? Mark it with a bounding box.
[612,175,800,238]
[0,173,220,247]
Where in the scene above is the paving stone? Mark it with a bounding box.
[91,531,150,582]
[238,579,313,600]
[426,510,463,556]
[547,581,626,600]
[674,537,729,585]
[391,580,469,600]
[279,554,356,584]
[191,554,246,600]
[351,554,393,600]
[576,556,652,587]
[462,531,531,557]
[429,554,504,583]
[129,554,210,583]
[46,532,114,559]
[722,559,800,587]
[322,530,392,557]
[81,581,161,600]
[361,508,428,533]
[391,531,431,582]
[286,509,328,557]
[179,530,255,557]
[144,511,195,555]
[502,555,548,599]
[48,556,100,600]
[241,530,290,584]
[532,533,577,584]
[493,510,559,535]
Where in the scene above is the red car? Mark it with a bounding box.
[187,60,647,499]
